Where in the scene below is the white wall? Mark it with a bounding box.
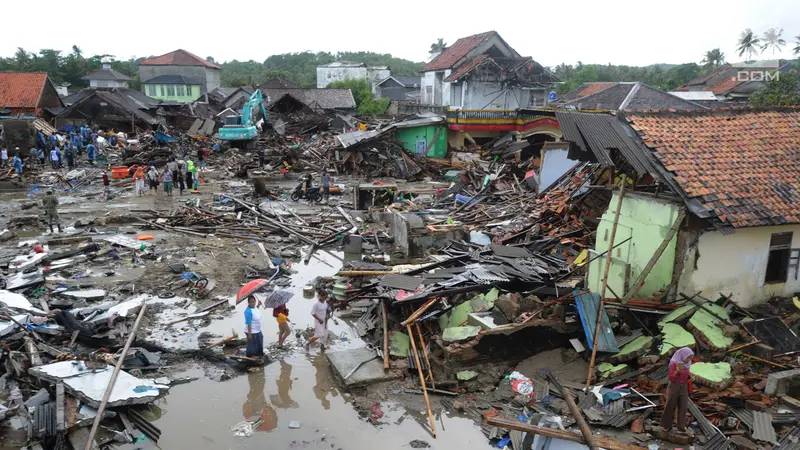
[89,80,129,88]
[677,224,800,307]
[205,68,221,92]
[366,68,391,93]
[317,67,367,88]
[538,148,578,193]
[463,82,529,110]
[421,71,436,105]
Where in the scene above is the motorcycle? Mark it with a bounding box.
[290,182,323,202]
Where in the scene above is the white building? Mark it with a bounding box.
[81,59,131,89]
[316,61,390,91]
[420,31,556,110]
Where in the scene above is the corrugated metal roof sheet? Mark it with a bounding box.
[752,411,777,444]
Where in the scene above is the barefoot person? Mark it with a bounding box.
[305,290,330,351]
[659,347,694,434]
[244,295,264,358]
[273,303,291,347]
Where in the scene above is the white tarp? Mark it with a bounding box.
[0,290,45,314]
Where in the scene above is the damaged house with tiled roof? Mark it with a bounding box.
[420,31,556,110]
[556,108,800,307]
[556,82,707,111]
[673,61,792,103]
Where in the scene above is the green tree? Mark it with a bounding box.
[701,48,725,69]
[328,79,388,116]
[761,28,786,57]
[793,35,800,57]
[738,29,762,60]
[749,69,800,106]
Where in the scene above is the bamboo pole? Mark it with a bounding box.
[401,297,439,327]
[208,329,239,348]
[586,175,626,390]
[742,353,788,369]
[407,324,436,437]
[726,340,760,353]
[415,322,435,389]
[485,417,644,450]
[382,300,390,371]
[85,302,148,450]
[560,385,598,450]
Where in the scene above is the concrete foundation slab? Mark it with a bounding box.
[326,347,402,388]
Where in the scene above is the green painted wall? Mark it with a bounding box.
[395,124,447,158]
[143,84,201,103]
[587,192,681,298]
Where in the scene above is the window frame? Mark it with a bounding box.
[764,232,794,284]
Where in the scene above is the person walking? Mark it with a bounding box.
[37,148,45,166]
[244,295,264,358]
[133,166,146,196]
[12,152,23,181]
[42,191,62,233]
[28,147,38,166]
[102,171,111,200]
[162,168,174,196]
[273,304,291,347]
[147,165,160,195]
[258,148,265,168]
[50,147,61,169]
[659,347,694,435]
[65,145,75,170]
[86,142,97,165]
[305,290,330,351]
[176,159,186,195]
[1,147,8,168]
[185,160,195,193]
[320,169,332,202]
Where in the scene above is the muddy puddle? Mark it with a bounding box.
[128,250,493,449]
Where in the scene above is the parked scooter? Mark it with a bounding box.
[290,181,323,202]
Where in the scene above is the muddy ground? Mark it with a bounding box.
[1,168,500,450]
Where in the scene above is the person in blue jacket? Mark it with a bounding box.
[86,143,97,164]
[12,151,23,180]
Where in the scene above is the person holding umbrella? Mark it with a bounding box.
[244,295,264,358]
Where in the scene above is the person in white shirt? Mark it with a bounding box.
[0,147,8,167]
[306,290,330,351]
[244,296,264,357]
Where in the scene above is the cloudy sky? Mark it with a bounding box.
[3,0,800,67]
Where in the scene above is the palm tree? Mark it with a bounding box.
[793,35,800,57]
[71,45,83,58]
[761,28,786,57]
[737,29,762,60]
[701,48,725,68]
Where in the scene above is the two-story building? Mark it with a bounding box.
[420,31,556,110]
[138,49,221,103]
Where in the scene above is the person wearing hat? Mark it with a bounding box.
[42,191,62,233]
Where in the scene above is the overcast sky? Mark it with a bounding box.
[3,0,800,67]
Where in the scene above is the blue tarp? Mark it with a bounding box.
[574,290,619,353]
[155,131,178,144]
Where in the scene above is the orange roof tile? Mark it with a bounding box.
[0,72,48,109]
[423,31,496,72]
[627,109,800,228]
[578,83,615,97]
[709,75,744,95]
[139,49,221,69]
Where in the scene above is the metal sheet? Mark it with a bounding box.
[688,399,716,438]
[777,426,800,450]
[573,290,619,352]
[378,274,422,291]
[752,411,777,444]
[491,245,532,258]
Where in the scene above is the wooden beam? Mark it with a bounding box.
[407,324,436,438]
[485,417,645,450]
[382,301,390,371]
[621,209,686,303]
[586,176,626,390]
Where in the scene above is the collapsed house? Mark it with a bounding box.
[557,107,800,307]
[56,89,160,131]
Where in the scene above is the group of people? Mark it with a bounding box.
[0,146,25,179]
[132,157,200,197]
[243,289,331,359]
[32,126,102,170]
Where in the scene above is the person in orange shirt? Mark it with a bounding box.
[273,304,290,347]
[132,166,146,196]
